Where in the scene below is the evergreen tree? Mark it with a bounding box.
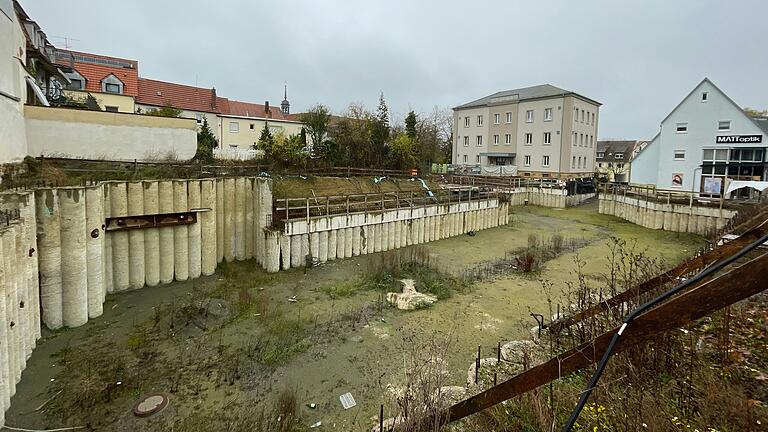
[258,123,274,146]
[405,110,418,140]
[194,117,217,162]
[371,92,390,164]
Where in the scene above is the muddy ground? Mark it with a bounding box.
[5,201,706,431]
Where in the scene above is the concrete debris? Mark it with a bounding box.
[501,340,544,368]
[386,279,438,310]
[339,392,357,409]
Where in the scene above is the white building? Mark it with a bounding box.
[632,78,768,196]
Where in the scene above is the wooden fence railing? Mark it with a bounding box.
[272,187,496,223]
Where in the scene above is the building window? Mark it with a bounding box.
[476,155,480,164]
[598,163,602,168]
[493,134,499,145]
[581,109,585,122]
[591,113,595,125]
[526,110,534,123]
[703,148,729,162]
[463,136,469,147]
[674,150,685,160]
[597,152,604,158]
[525,133,532,145]
[614,152,624,159]
[463,155,468,163]
[676,123,688,133]
[68,78,84,90]
[574,107,578,121]
[578,156,582,169]
[477,115,483,126]
[617,163,624,169]
[476,135,483,146]
[524,155,531,166]
[504,134,511,144]
[543,132,551,145]
[580,133,584,146]
[542,155,550,167]
[506,112,513,123]
[590,136,593,148]
[718,120,731,131]
[572,133,577,146]
[702,92,708,102]
[544,108,553,121]
[464,117,470,127]
[105,106,118,112]
[229,121,240,133]
[195,113,203,124]
[104,83,120,94]
[572,156,576,169]
[494,113,500,124]
[249,123,255,130]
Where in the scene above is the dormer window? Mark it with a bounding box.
[101,74,124,94]
[596,152,605,158]
[614,152,624,159]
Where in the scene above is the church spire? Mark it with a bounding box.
[281,81,290,115]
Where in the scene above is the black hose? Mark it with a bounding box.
[562,232,768,432]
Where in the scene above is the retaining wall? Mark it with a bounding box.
[598,194,737,236]
[505,189,595,208]
[277,200,510,272]
[0,192,41,427]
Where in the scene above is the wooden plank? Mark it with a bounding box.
[549,216,768,334]
[446,253,768,423]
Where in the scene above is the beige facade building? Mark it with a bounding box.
[453,84,601,178]
[595,140,647,183]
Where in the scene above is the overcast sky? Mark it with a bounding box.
[22,0,768,139]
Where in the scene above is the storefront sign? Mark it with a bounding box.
[716,135,763,144]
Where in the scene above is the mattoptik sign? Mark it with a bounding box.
[716,135,763,143]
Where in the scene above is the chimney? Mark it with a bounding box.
[211,87,217,109]
[265,101,271,118]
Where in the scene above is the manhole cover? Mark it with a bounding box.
[133,393,169,418]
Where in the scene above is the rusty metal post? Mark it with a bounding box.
[475,346,481,384]
[380,404,384,432]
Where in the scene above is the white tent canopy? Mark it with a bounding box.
[725,180,768,195]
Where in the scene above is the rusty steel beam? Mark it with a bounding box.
[445,253,768,424]
[105,211,200,232]
[549,216,768,335]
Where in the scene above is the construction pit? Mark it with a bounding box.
[0,173,718,431]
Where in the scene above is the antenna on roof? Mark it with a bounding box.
[50,35,80,49]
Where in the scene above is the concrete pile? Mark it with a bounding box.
[0,192,41,427]
[598,194,737,236]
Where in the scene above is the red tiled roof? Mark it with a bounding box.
[224,99,297,121]
[137,78,220,113]
[54,49,139,97]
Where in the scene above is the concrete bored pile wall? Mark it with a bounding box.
[505,188,595,209]
[598,193,737,236]
[0,192,42,427]
[276,200,510,272]
[31,177,273,331]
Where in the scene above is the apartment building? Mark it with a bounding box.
[453,84,600,178]
[596,140,647,183]
[632,78,768,195]
[218,99,302,150]
[53,49,138,113]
